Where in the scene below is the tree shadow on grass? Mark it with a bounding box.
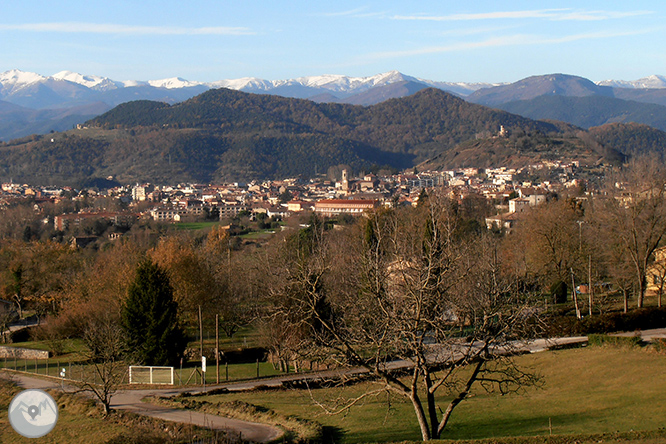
[321,425,345,444]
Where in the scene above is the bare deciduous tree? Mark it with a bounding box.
[592,156,666,308]
[79,314,127,415]
[266,195,543,440]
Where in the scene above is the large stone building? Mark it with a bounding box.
[314,199,379,216]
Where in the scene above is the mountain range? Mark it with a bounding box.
[2,69,666,186]
[3,69,666,142]
[5,84,665,187]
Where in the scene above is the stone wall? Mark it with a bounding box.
[0,346,49,359]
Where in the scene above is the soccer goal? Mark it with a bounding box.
[128,366,174,385]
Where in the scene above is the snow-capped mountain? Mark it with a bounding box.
[0,69,48,95]
[597,74,666,89]
[52,71,123,91]
[0,68,495,97]
[0,68,498,112]
[147,77,203,89]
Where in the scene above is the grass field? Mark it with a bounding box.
[187,344,666,443]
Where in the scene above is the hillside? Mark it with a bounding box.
[88,87,559,156]
[466,74,666,132]
[588,122,666,157]
[467,74,614,107]
[417,131,619,172]
[0,87,657,185]
[497,95,666,132]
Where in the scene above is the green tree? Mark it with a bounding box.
[121,259,186,366]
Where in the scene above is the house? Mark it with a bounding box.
[508,198,531,213]
[69,236,98,249]
[54,212,138,231]
[647,246,666,296]
[485,212,521,233]
[287,201,311,212]
[149,207,185,222]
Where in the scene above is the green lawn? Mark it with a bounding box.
[174,221,223,231]
[239,229,277,239]
[189,324,267,350]
[190,345,666,443]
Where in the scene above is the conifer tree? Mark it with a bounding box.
[121,259,186,366]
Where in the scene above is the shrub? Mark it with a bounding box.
[546,306,666,336]
[549,280,568,304]
[587,334,642,347]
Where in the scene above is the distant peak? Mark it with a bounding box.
[148,77,202,89]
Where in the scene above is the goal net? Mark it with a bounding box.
[129,366,174,385]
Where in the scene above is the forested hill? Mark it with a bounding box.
[0,87,658,185]
[89,86,561,157]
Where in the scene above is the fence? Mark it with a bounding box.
[0,355,295,386]
[0,356,129,386]
[129,366,174,385]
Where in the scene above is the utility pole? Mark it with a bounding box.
[588,255,593,316]
[198,305,203,359]
[571,268,582,319]
[216,314,220,384]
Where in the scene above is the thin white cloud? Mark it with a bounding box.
[365,29,652,60]
[317,7,387,19]
[394,9,566,21]
[393,9,652,22]
[0,22,254,36]
[552,10,653,21]
[320,7,371,17]
[434,25,518,37]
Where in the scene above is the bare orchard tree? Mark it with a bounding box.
[78,314,127,415]
[267,195,544,441]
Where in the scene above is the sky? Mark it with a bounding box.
[2,1,665,84]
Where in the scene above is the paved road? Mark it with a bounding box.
[110,388,283,442]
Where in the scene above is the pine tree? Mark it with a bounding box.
[121,259,187,366]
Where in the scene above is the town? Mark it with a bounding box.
[0,159,590,244]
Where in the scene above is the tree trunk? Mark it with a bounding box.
[424,372,438,439]
[410,391,431,441]
[637,276,646,309]
[102,400,111,416]
[623,288,629,313]
[435,360,484,438]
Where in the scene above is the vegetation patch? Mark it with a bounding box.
[546,306,666,336]
[150,394,322,443]
[587,334,642,347]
